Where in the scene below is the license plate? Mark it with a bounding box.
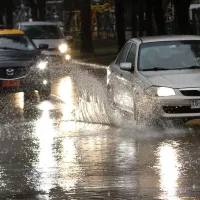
[191,100,200,109]
[2,80,20,88]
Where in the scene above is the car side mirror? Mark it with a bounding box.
[119,62,133,71]
[39,43,49,50]
[66,36,73,44]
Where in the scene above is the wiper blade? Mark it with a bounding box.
[0,47,21,51]
[188,65,200,69]
[177,66,200,70]
[142,67,170,71]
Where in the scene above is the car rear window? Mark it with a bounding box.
[21,25,63,39]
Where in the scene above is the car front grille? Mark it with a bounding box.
[163,106,200,114]
[0,67,30,79]
[180,90,200,96]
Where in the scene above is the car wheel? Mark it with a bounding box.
[133,97,150,126]
[134,101,141,124]
[39,85,51,101]
[24,90,35,101]
[106,84,120,125]
[107,84,116,111]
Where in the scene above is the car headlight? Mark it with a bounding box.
[145,87,175,97]
[58,43,68,53]
[65,54,71,60]
[37,61,48,70]
[157,87,175,96]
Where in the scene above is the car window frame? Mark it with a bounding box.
[126,42,137,68]
[115,42,132,65]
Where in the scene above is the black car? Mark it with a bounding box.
[0,29,51,100]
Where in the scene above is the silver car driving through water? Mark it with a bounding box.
[107,35,200,123]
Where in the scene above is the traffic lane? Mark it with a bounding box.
[1,64,200,199]
[1,118,200,199]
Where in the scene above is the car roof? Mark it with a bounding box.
[0,29,24,35]
[130,35,200,43]
[18,21,58,26]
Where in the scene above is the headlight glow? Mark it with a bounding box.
[157,87,175,97]
[43,80,48,85]
[65,54,71,60]
[59,43,68,53]
[37,61,48,70]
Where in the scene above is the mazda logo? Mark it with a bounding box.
[6,68,14,76]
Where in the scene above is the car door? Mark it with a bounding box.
[123,43,137,111]
[109,42,133,112]
[117,43,137,112]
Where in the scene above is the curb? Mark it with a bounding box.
[71,60,107,69]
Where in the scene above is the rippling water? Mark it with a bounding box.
[0,63,200,199]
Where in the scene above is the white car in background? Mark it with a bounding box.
[107,35,200,125]
[16,21,72,62]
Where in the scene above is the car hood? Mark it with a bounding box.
[140,70,200,88]
[32,39,66,49]
[0,50,40,67]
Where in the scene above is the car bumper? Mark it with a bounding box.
[41,50,71,62]
[0,70,50,94]
[151,95,200,118]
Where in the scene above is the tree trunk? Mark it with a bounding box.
[139,3,144,36]
[80,0,94,54]
[153,0,165,35]
[115,0,125,51]
[65,11,73,31]
[146,0,153,36]
[0,6,4,25]
[28,0,38,20]
[174,0,192,34]
[5,0,14,27]
[131,2,137,37]
[38,0,46,21]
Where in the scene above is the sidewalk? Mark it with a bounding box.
[71,39,118,65]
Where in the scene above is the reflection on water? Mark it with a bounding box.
[58,76,74,105]
[35,107,57,193]
[3,66,200,199]
[157,142,181,200]
[57,137,79,191]
[15,92,24,111]
[58,76,76,121]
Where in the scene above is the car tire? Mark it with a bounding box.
[134,101,142,125]
[24,90,35,101]
[39,85,51,101]
[133,97,150,126]
[107,84,117,111]
[106,84,119,125]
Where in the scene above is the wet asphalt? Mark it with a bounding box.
[0,63,200,200]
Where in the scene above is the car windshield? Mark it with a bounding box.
[21,25,63,39]
[138,40,200,71]
[0,34,36,51]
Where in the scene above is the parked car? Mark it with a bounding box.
[16,21,72,62]
[0,28,51,99]
[107,35,200,124]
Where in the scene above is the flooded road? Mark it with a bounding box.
[0,63,200,199]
